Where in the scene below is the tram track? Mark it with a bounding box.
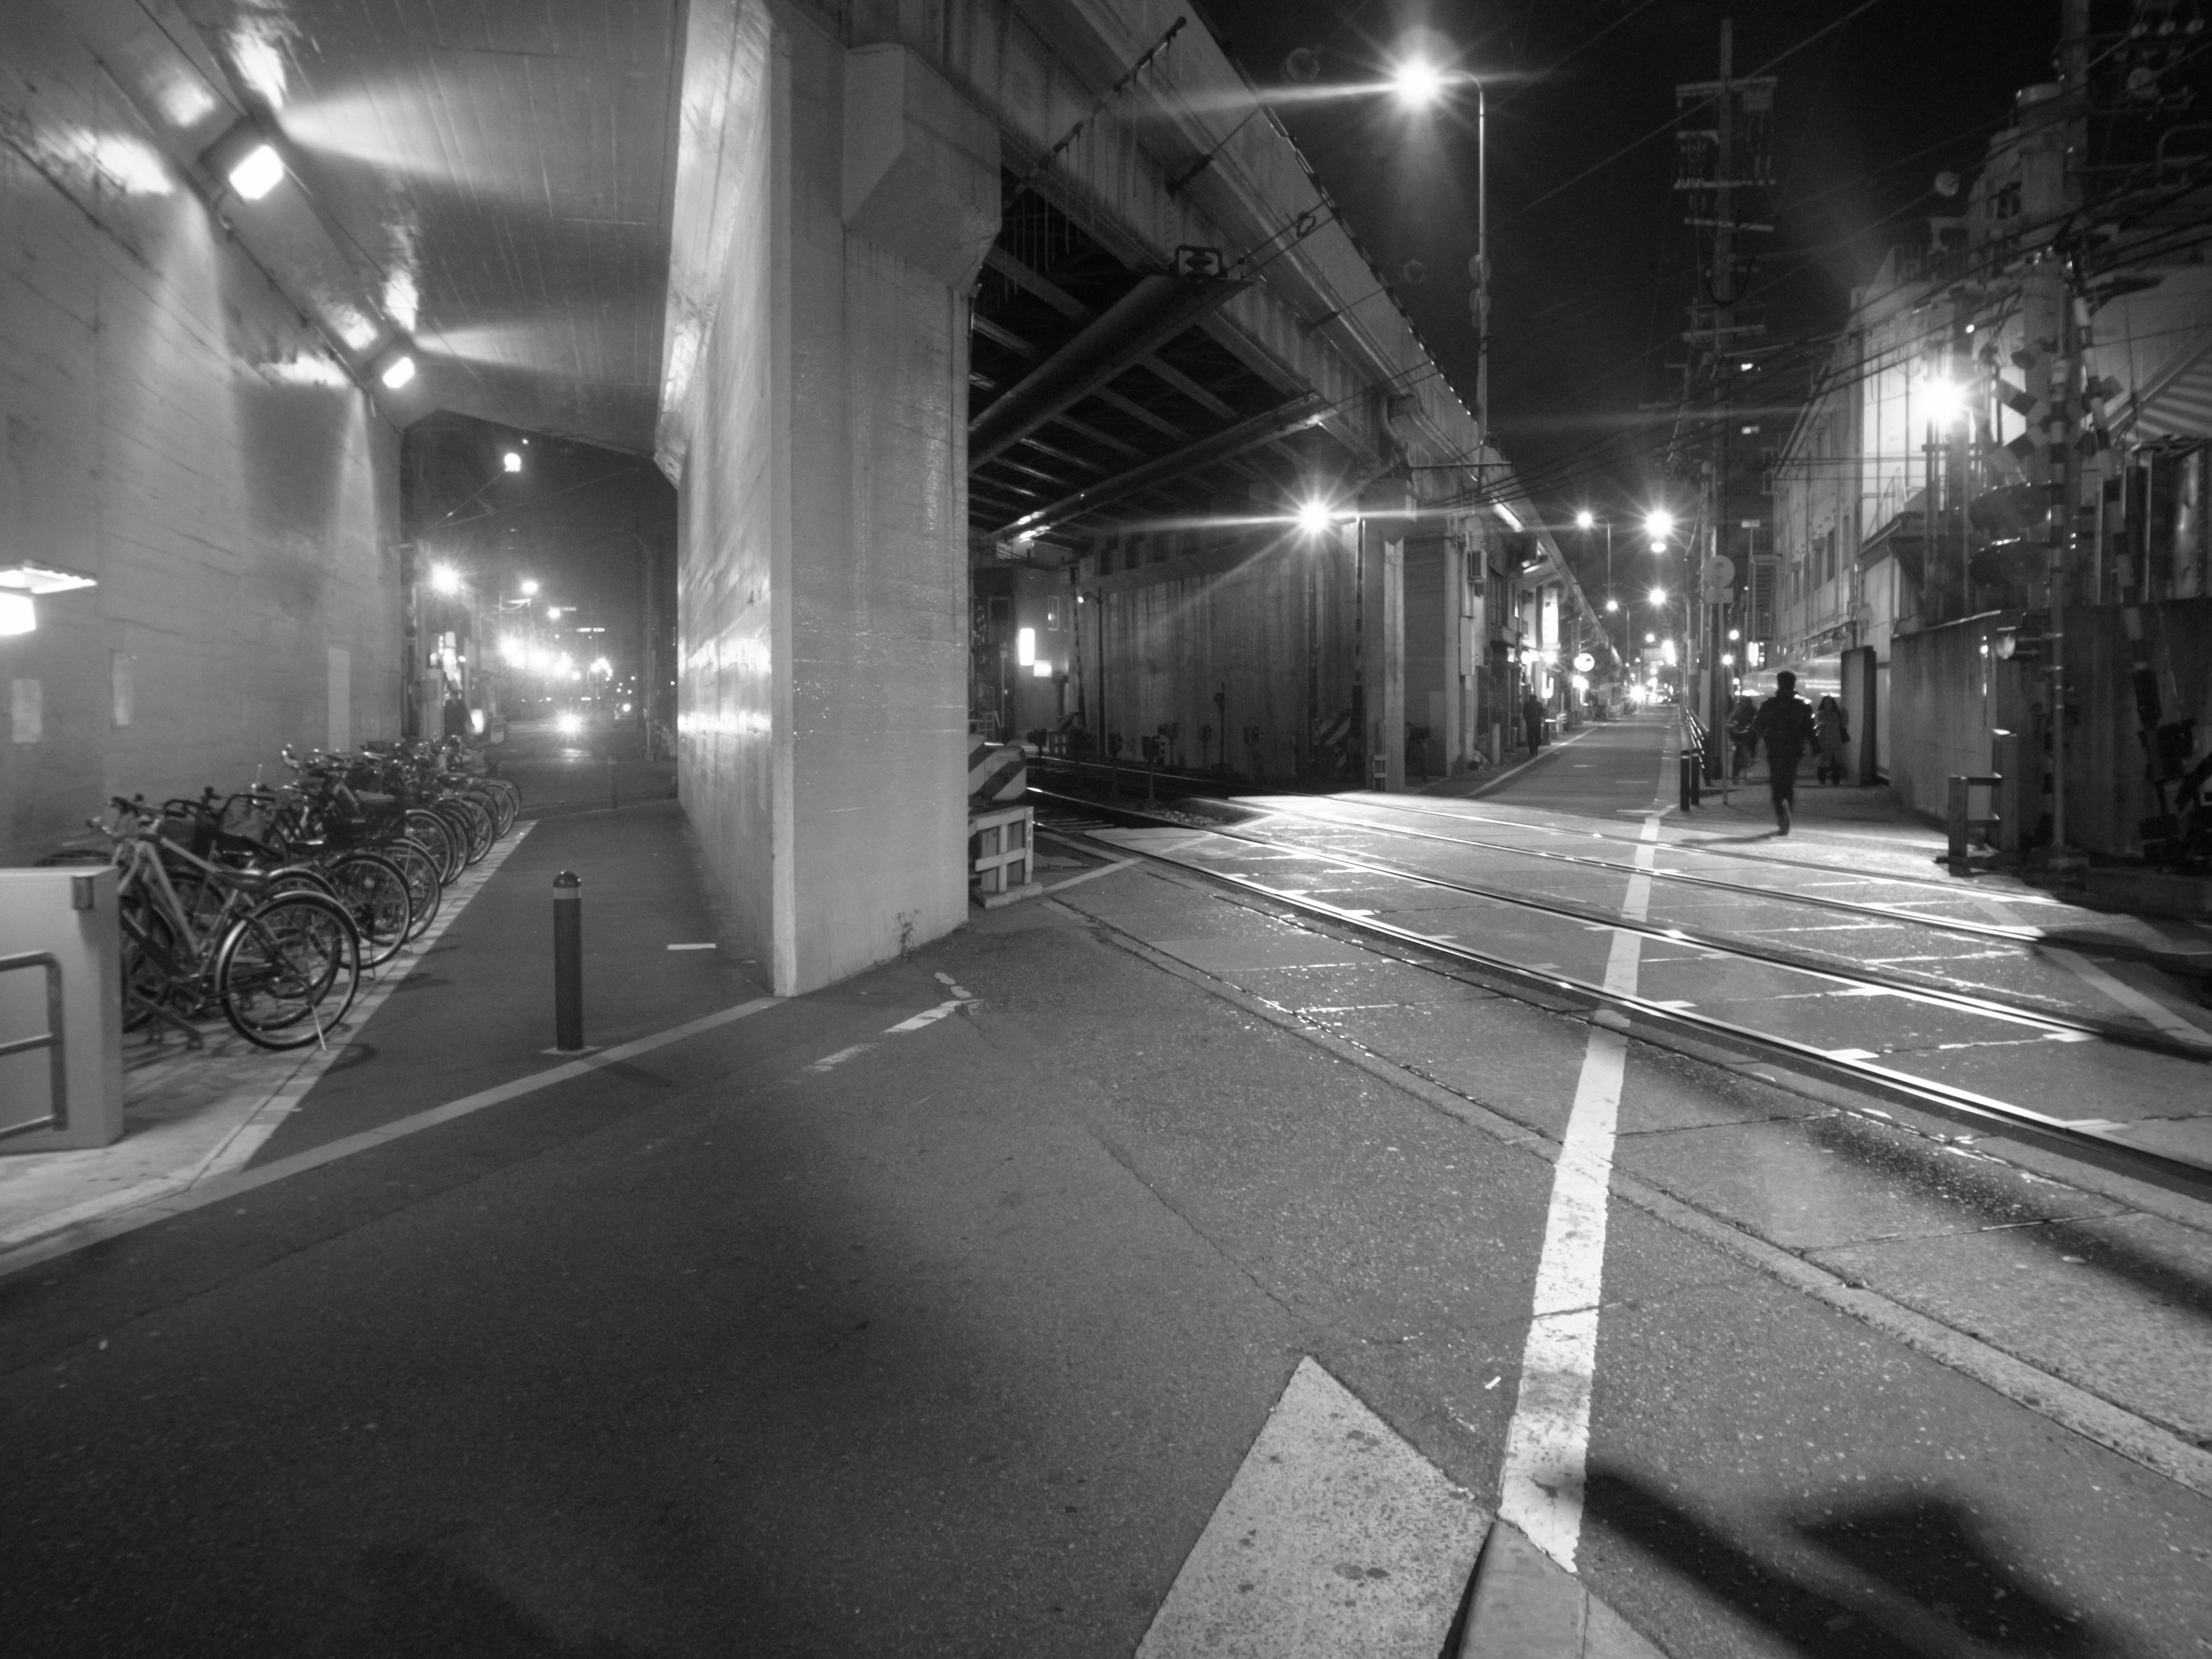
[1030,787,2212,1204]
[1031,788,2212,1059]
[1249,791,2212,976]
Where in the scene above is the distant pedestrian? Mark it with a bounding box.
[1521,690,1546,752]
[1749,669,1818,834]
[1727,693,1759,779]
[1814,694,1850,785]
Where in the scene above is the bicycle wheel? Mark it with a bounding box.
[429,801,476,874]
[474,778,520,837]
[449,794,495,865]
[406,808,463,885]
[215,892,361,1050]
[384,836,443,941]
[118,904,179,1032]
[266,863,338,900]
[322,850,411,968]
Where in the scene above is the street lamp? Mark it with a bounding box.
[429,562,463,595]
[520,578,539,596]
[1380,50,1487,467]
[1390,57,1446,108]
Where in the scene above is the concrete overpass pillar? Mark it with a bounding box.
[661,2,998,994]
[1361,483,1416,791]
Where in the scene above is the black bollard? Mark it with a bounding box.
[553,870,584,1051]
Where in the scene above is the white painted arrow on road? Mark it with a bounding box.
[1136,1357,1490,1658]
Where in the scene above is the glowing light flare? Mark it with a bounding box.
[589,657,612,677]
[1644,509,1675,539]
[429,563,461,595]
[1925,376,1969,426]
[0,593,35,635]
[378,352,416,391]
[502,450,522,473]
[1649,586,1667,605]
[520,579,539,596]
[1296,499,1339,535]
[227,142,284,200]
[1032,659,1053,679]
[555,712,583,737]
[1016,627,1037,666]
[1391,58,1446,107]
[1574,510,1595,529]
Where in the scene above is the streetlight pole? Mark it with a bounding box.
[1475,77,1488,457]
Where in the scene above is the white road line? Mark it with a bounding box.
[1495,811,1660,1573]
[883,999,967,1033]
[169,827,544,1185]
[2045,946,2212,1047]
[1044,858,1137,893]
[0,995,784,1279]
[667,942,717,950]
[805,1043,874,1073]
[1137,1357,1488,1658]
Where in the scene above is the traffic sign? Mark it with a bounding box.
[1573,652,1596,672]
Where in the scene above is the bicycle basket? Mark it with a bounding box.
[157,805,217,858]
[219,791,279,848]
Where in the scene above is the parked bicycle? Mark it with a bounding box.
[87,797,363,1051]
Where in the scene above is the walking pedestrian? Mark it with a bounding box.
[1749,669,1818,834]
[1814,694,1850,785]
[1522,688,1547,753]
[1727,692,1759,780]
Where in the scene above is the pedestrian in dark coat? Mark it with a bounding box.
[1522,690,1547,752]
[1749,669,1819,834]
[1814,694,1850,785]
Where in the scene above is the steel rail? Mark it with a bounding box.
[1327,793,2212,978]
[1029,788,2212,1061]
[1241,798,2050,945]
[1035,805,2212,1203]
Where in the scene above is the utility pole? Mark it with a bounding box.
[1675,18,1774,774]
[2046,0,2093,858]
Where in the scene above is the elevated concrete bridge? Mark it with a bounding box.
[1,0,1615,993]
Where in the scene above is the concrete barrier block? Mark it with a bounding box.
[0,867,124,1152]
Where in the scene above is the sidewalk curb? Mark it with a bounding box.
[1458,1523,1670,1658]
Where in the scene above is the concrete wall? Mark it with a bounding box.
[1888,615,2038,827]
[0,7,400,866]
[671,3,994,994]
[1084,532,1357,781]
[2056,601,2212,856]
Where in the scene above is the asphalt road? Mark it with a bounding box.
[4,714,2208,1656]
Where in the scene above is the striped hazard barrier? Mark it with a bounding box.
[968,742,1027,805]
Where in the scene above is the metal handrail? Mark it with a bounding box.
[0,952,66,1141]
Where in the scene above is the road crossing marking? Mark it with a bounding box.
[1495,811,1661,1573]
[1135,1357,1488,1657]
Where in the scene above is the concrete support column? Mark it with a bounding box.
[1360,482,1415,791]
[662,2,998,994]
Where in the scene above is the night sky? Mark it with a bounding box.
[1192,1,2058,555]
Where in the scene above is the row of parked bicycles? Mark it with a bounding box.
[40,738,522,1051]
